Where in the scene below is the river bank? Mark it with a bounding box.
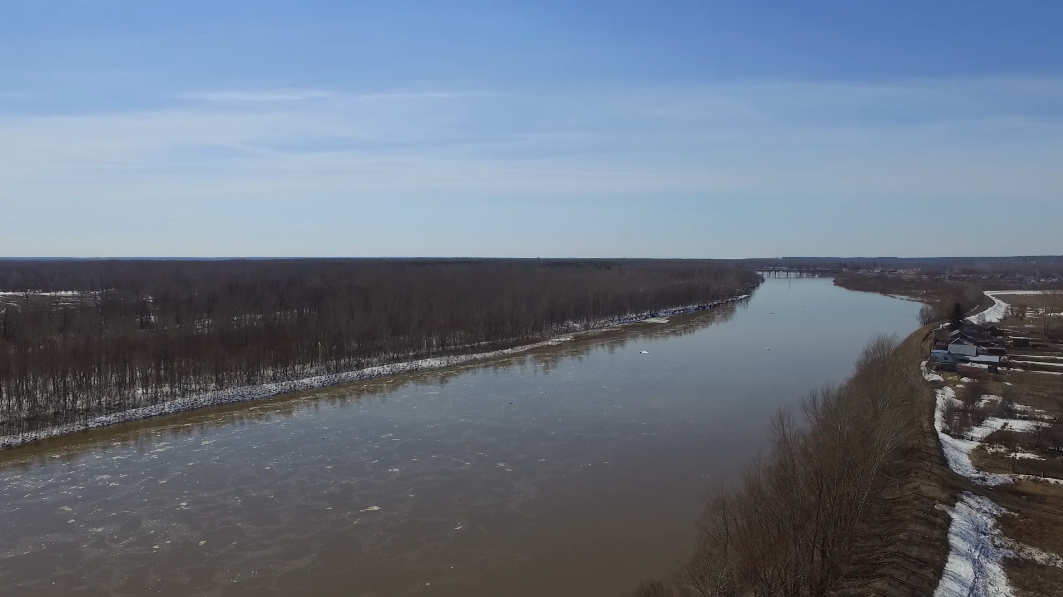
[0,277,926,597]
[0,293,754,450]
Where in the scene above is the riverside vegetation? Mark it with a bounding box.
[632,333,952,597]
[0,259,758,439]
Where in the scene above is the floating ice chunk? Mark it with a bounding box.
[360,506,381,512]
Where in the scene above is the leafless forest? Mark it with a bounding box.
[832,273,987,324]
[0,259,759,437]
[633,335,935,597]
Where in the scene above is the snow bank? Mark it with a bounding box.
[933,492,1015,597]
[922,360,945,382]
[967,293,1010,325]
[967,290,1062,325]
[0,294,752,449]
[999,538,1063,570]
[1013,360,1063,368]
[934,387,1012,486]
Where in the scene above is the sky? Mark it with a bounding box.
[2,1,1063,258]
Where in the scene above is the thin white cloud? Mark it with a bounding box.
[176,89,336,103]
[2,77,1063,203]
[175,89,492,104]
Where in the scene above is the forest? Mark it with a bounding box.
[0,259,759,438]
[631,334,944,597]
[832,273,988,325]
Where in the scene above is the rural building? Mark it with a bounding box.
[1010,336,1033,348]
[930,350,964,365]
[947,338,978,357]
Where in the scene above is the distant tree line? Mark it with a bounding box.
[0,259,759,436]
[731,256,1063,278]
[832,273,986,326]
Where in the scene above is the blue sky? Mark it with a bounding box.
[3,1,1062,258]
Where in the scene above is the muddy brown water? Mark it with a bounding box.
[0,278,920,597]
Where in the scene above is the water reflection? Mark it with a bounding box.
[0,302,740,469]
[0,280,918,597]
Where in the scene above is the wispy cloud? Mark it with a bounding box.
[175,89,493,104]
[176,89,336,103]
[3,77,1063,202]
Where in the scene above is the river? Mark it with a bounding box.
[0,277,920,597]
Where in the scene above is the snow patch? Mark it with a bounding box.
[933,492,1015,597]
[922,360,944,382]
[934,387,1011,485]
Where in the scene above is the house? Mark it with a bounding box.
[947,338,978,357]
[967,354,1005,374]
[930,350,964,365]
[949,329,983,347]
[1010,336,1032,349]
[982,345,1007,357]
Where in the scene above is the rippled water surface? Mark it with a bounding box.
[0,277,921,597]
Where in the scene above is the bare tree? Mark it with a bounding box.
[0,259,760,437]
[918,304,936,326]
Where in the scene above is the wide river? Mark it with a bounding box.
[0,277,920,597]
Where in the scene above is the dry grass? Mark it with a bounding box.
[974,309,1063,596]
[994,480,1063,557]
[1005,559,1063,597]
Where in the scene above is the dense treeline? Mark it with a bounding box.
[0,259,759,437]
[832,273,986,324]
[632,335,933,597]
[732,256,1063,277]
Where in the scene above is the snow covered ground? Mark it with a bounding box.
[967,292,1011,324]
[1012,360,1063,368]
[967,290,1062,324]
[933,386,1013,486]
[922,360,944,382]
[934,492,1015,597]
[928,362,1063,597]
